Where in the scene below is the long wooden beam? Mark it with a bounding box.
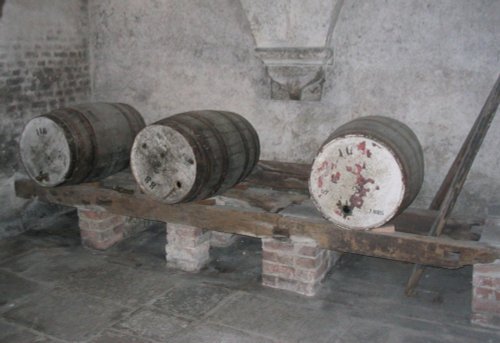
[15,179,500,269]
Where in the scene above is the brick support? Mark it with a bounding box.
[166,223,210,272]
[261,236,341,296]
[210,231,238,248]
[77,208,147,250]
[471,205,500,329]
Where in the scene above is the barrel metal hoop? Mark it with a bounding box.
[41,113,77,183]
[64,106,98,182]
[159,119,207,202]
[218,111,251,183]
[224,111,260,180]
[109,103,146,135]
[183,112,230,197]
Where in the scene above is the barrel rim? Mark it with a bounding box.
[130,124,197,203]
[19,116,72,187]
[309,133,406,230]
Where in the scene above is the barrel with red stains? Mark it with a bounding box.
[309,116,424,230]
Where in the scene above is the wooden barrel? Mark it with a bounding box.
[20,103,145,187]
[309,116,424,230]
[130,110,260,203]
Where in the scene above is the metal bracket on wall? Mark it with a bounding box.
[256,47,333,101]
[240,0,344,101]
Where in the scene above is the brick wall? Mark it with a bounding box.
[0,0,90,237]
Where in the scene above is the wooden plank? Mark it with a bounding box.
[390,210,480,241]
[15,179,500,268]
[244,160,309,191]
[280,216,498,269]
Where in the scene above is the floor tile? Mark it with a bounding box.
[208,293,351,343]
[3,288,128,341]
[169,323,275,343]
[113,308,190,342]
[153,283,233,319]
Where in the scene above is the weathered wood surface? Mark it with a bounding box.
[244,160,310,192]
[15,171,500,269]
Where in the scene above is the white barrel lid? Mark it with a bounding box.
[131,125,197,203]
[309,135,405,230]
[20,117,72,187]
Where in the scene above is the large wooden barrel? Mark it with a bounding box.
[130,110,260,203]
[309,116,424,230]
[20,103,145,187]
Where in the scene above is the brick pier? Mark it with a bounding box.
[77,208,148,250]
[261,236,341,296]
[471,204,500,329]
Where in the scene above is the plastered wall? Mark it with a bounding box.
[89,0,500,215]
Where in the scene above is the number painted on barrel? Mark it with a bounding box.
[36,127,48,136]
[338,146,353,158]
[144,176,157,189]
[369,209,384,215]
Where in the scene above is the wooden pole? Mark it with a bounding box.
[405,74,500,296]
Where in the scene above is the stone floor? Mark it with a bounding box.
[0,212,499,343]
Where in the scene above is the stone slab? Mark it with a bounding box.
[0,320,55,343]
[3,288,128,342]
[113,308,190,342]
[57,261,179,308]
[90,328,156,343]
[153,284,233,319]
[169,323,275,343]
[0,270,41,311]
[208,293,351,343]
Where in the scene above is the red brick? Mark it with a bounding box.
[262,261,295,279]
[166,242,210,261]
[471,312,500,329]
[272,277,317,297]
[165,223,210,272]
[80,226,124,250]
[272,276,298,291]
[474,287,495,301]
[473,275,495,288]
[295,256,320,269]
[263,250,294,265]
[296,245,320,257]
[79,214,125,231]
[167,223,205,237]
[168,231,210,247]
[472,299,500,314]
[262,239,294,252]
[262,274,278,287]
[474,262,500,275]
[294,268,316,283]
